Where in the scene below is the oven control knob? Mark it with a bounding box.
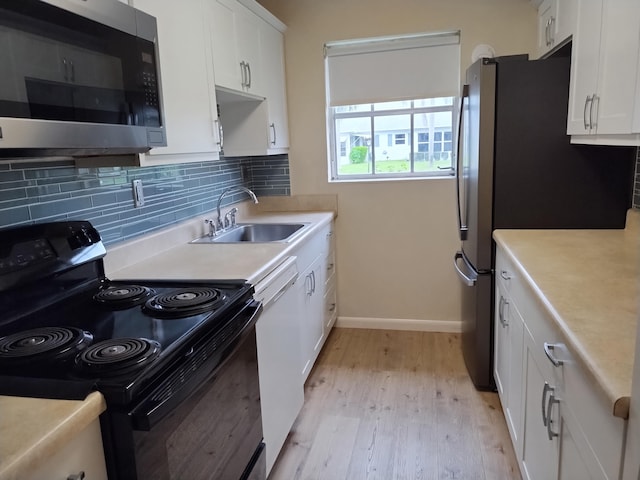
[67,472,85,480]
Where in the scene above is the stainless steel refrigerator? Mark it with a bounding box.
[453,54,635,390]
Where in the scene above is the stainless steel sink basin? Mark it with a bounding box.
[191,223,310,244]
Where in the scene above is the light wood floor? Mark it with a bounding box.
[269,328,521,480]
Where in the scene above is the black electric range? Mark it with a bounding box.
[0,221,256,405]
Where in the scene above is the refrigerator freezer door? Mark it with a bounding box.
[454,250,494,390]
[459,59,496,272]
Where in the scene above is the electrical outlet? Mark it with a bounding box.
[132,179,144,207]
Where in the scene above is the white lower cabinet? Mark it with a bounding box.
[494,272,525,459]
[495,246,626,480]
[24,418,107,480]
[290,221,336,383]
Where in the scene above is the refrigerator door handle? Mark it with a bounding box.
[454,251,477,287]
[455,85,469,242]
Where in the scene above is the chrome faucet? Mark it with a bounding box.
[216,186,258,230]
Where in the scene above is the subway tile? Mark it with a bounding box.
[0,157,290,244]
[0,206,31,227]
[29,196,93,219]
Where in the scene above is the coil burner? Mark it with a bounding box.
[75,338,161,377]
[93,285,155,309]
[0,327,93,367]
[143,287,226,319]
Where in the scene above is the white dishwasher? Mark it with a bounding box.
[253,256,304,476]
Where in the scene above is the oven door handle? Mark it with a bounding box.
[129,300,262,431]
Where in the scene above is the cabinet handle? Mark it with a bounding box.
[270,123,276,145]
[215,119,224,149]
[499,270,511,281]
[311,270,316,294]
[63,58,69,82]
[543,342,564,367]
[584,95,593,130]
[541,381,553,426]
[545,18,551,46]
[67,473,85,480]
[328,303,336,312]
[546,393,560,440]
[305,274,312,296]
[240,61,246,87]
[70,60,75,83]
[549,16,555,45]
[498,296,509,327]
[246,62,252,88]
[327,262,334,272]
[591,94,599,130]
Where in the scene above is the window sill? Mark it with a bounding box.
[329,174,454,184]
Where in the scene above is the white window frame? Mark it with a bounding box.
[324,30,460,182]
[328,100,455,181]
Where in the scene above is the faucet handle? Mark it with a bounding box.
[204,218,216,237]
[224,207,239,228]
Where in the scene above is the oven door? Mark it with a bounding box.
[102,301,263,480]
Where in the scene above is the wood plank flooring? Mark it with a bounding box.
[268,328,521,480]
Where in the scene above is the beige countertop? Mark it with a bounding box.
[107,210,335,282]
[493,210,639,419]
[0,203,336,480]
[0,392,106,480]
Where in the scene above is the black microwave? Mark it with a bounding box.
[0,0,166,157]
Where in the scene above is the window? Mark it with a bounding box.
[325,31,460,181]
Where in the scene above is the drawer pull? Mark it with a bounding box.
[546,393,560,440]
[328,303,336,312]
[498,296,509,327]
[500,270,511,281]
[541,381,553,426]
[543,342,564,367]
[67,473,85,480]
[327,263,334,271]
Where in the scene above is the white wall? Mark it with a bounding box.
[258,0,538,328]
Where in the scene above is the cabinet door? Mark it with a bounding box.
[210,0,243,91]
[260,22,290,151]
[593,1,640,134]
[134,0,220,157]
[24,418,107,480]
[567,0,603,135]
[235,6,264,96]
[557,416,595,480]
[537,0,558,56]
[521,328,559,480]
[299,256,325,382]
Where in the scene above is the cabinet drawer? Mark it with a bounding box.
[293,223,331,273]
[324,284,337,330]
[495,249,523,297]
[324,251,336,287]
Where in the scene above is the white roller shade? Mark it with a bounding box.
[325,31,460,106]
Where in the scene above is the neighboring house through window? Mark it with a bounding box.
[325,31,460,181]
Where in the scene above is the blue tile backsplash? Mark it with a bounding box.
[0,155,290,245]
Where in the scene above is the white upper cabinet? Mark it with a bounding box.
[537,0,576,57]
[210,0,266,97]
[260,21,290,152]
[567,0,640,143]
[211,0,290,156]
[132,0,221,162]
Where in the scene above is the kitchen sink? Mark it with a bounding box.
[191,223,310,244]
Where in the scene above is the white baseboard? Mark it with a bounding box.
[335,316,462,333]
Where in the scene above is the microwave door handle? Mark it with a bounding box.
[456,85,469,241]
